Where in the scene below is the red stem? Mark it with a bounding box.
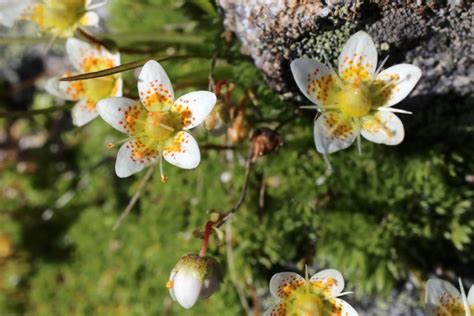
[199,221,214,257]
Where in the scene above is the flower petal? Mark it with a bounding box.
[338,31,377,82]
[460,279,472,316]
[97,97,146,134]
[269,272,304,299]
[468,286,474,305]
[425,279,462,316]
[334,298,359,316]
[310,269,345,297]
[112,77,123,97]
[172,91,217,130]
[375,64,422,107]
[138,60,174,111]
[71,99,98,127]
[44,76,83,101]
[314,113,357,154]
[66,38,120,73]
[115,140,158,178]
[79,11,99,27]
[361,111,404,145]
[263,303,287,316]
[290,58,339,107]
[163,131,200,169]
[172,269,202,309]
[0,0,29,27]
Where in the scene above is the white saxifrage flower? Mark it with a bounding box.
[0,0,30,27]
[291,31,422,161]
[167,254,222,309]
[97,60,216,179]
[425,278,474,316]
[45,38,122,127]
[264,269,358,316]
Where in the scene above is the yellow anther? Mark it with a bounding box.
[166,280,173,289]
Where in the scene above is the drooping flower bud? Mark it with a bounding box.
[167,254,222,309]
[250,127,283,161]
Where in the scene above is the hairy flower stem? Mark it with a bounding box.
[199,222,214,257]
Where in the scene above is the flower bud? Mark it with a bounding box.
[203,101,227,135]
[167,254,222,309]
[250,127,283,161]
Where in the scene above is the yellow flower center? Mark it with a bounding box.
[84,77,116,102]
[144,112,177,141]
[337,82,372,118]
[30,1,87,37]
[284,282,335,316]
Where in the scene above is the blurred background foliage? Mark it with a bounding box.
[0,0,473,315]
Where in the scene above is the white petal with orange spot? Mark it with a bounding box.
[338,31,377,82]
[263,303,286,316]
[360,111,404,145]
[163,131,200,169]
[269,272,304,299]
[138,60,174,111]
[172,91,217,130]
[425,279,463,316]
[310,269,345,297]
[376,64,422,107]
[66,38,120,73]
[71,99,99,127]
[335,298,359,316]
[314,113,357,154]
[97,97,146,134]
[291,58,337,107]
[115,140,158,178]
[44,76,84,101]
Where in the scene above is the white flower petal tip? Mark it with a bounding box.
[376,64,422,107]
[115,140,158,178]
[44,77,75,101]
[0,0,30,27]
[80,11,100,27]
[66,38,120,72]
[310,269,345,296]
[96,97,145,134]
[269,272,304,298]
[172,91,217,130]
[425,279,464,316]
[71,99,99,127]
[338,31,378,81]
[138,60,174,111]
[468,285,474,305]
[459,279,472,316]
[361,111,404,146]
[167,254,222,309]
[163,132,201,169]
[314,113,357,154]
[290,59,336,106]
[335,298,359,316]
